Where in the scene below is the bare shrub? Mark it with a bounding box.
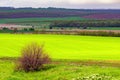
[16,43,51,72]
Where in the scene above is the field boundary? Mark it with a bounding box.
[0,57,120,67]
[30,30,120,37]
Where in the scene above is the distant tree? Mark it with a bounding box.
[13,28,18,33]
[49,26,53,29]
[83,26,87,29]
[23,28,28,31]
[61,27,64,30]
[29,28,34,31]
[2,27,9,30]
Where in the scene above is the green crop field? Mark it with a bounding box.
[0,17,88,24]
[0,34,120,60]
[0,34,120,80]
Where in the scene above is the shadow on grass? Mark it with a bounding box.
[14,64,56,73]
[40,64,56,71]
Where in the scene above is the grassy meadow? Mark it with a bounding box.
[0,34,120,80]
[0,34,120,60]
[0,60,120,80]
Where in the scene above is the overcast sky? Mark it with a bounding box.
[0,0,120,9]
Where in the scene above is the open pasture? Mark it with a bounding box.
[0,33,120,80]
[0,34,120,60]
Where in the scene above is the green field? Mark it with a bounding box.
[0,34,120,80]
[0,34,120,60]
[0,17,87,24]
[0,60,120,80]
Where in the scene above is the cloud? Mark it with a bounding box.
[68,0,119,4]
[0,0,120,9]
[99,0,118,4]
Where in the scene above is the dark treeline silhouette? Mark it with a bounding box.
[50,20,120,28]
[0,7,120,12]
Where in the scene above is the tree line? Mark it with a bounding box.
[49,20,120,29]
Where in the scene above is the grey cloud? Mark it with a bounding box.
[0,0,120,9]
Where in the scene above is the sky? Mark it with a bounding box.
[0,0,120,9]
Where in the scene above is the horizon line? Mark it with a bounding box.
[0,6,120,10]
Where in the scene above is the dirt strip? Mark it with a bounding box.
[0,57,119,67]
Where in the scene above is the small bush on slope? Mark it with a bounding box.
[16,42,51,72]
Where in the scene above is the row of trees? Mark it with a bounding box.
[0,27,34,33]
[49,20,120,28]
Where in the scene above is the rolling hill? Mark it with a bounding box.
[0,7,120,19]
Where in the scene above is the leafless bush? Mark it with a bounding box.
[16,42,51,72]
